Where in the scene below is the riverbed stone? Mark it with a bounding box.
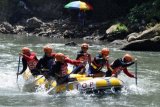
[121,36,160,51]
[25,17,43,30]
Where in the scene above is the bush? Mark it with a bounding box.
[113,23,128,33]
[127,0,160,24]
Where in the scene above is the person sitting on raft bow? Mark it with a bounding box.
[74,43,91,74]
[105,53,136,78]
[50,53,82,85]
[87,48,110,77]
[17,47,39,76]
[36,45,56,79]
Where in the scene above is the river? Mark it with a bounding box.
[0,34,160,107]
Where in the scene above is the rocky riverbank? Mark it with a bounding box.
[1,0,160,51]
[0,17,160,51]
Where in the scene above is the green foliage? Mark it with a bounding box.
[128,0,160,24]
[113,23,128,33]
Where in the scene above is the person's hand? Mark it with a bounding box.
[87,74,94,77]
[105,56,109,60]
[19,53,24,56]
[111,74,116,77]
[134,58,137,62]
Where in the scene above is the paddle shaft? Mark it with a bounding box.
[135,59,138,86]
[17,56,21,82]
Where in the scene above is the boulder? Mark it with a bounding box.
[121,36,160,51]
[0,22,14,33]
[127,32,139,42]
[109,40,128,47]
[65,41,77,46]
[14,25,25,33]
[128,24,160,42]
[106,23,128,41]
[63,30,74,38]
[25,17,43,30]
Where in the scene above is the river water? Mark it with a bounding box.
[0,34,160,107]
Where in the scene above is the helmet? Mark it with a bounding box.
[55,53,65,61]
[101,48,109,56]
[123,54,133,62]
[81,43,89,49]
[22,47,30,54]
[43,45,52,53]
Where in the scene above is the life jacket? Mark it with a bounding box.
[24,53,38,70]
[76,50,89,62]
[112,67,124,77]
[52,61,68,77]
[91,54,107,70]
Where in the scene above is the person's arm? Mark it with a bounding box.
[123,68,135,78]
[23,53,36,61]
[121,61,134,67]
[87,53,92,64]
[19,58,27,74]
[65,58,82,66]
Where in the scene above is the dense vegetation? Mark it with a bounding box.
[0,0,160,26]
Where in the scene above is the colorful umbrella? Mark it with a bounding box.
[64,1,93,10]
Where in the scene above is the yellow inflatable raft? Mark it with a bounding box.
[22,69,123,94]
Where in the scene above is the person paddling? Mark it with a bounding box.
[51,53,82,85]
[17,47,39,76]
[36,45,56,79]
[106,53,136,78]
[74,43,91,74]
[87,48,110,77]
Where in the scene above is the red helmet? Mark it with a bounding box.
[101,48,109,56]
[43,46,53,53]
[22,47,30,54]
[81,43,89,49]
[55,53,65,61]
[123,54,133,62]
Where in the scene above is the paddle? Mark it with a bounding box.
[135,58,138,86]
[16,56,21,90]
[16,56,21,82]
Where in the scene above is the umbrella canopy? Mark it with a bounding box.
[64,1,93,10]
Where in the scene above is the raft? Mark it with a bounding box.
[22,69,123,94]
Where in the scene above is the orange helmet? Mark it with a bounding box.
[123,54,133,62]
[22,47,30,54]
[101,48,109,56]
[81,43,89,49]
[55,53,65,61]
[43,46,53,53]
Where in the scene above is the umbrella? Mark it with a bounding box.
[64,1,93,11]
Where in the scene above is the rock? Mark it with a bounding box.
[1,22,14,31]
[110,40,128,46]
[106,24,118,34]
[121,36,160,51]
[65,41,77,46]
[106,31,128,42]
[106,23,128,34]
[94,35,106,41]
[127,32,139,42]
[106,23,128,41]
[14,25,25,33]
[83,36,94,40]
[129,24,160,42]
[25,17,43,30]
[0,22,14,33]
[63,30,74,38]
